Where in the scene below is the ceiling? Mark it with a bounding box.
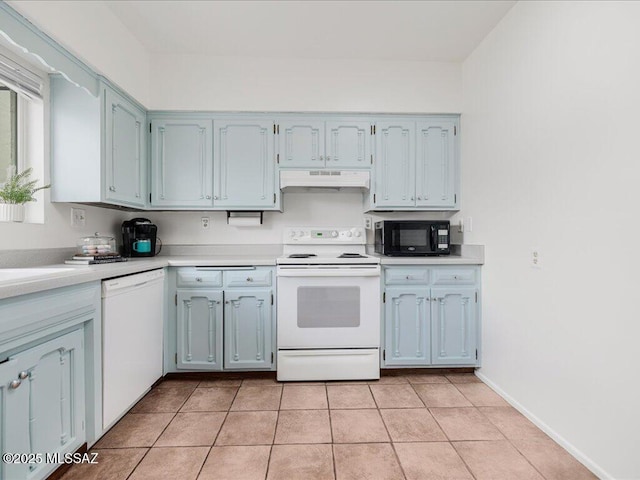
[106,0,516,62]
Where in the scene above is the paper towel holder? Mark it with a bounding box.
[226,211,263,226]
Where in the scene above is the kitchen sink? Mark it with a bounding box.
[0,267,76,283]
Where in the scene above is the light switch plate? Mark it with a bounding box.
[71,208,86,227]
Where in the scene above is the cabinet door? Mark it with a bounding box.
[213,120,276,208]
[325,121,371,168]
[177,290,223,370]
[431,287,477,365]
[374,121,415,207]
[104,88,146,208]
[224,289,273,370]
[0,329,85,480]
[278,120,324,167]
[151,119,213,207]
[384,287,430,366]
[416,121,456,208]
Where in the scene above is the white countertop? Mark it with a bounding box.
[0,246,483,300]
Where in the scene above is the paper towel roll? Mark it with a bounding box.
[227,212,263,226]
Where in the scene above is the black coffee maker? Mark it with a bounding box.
[121,218,158,257]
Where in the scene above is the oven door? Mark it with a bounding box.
[277,265,381,348]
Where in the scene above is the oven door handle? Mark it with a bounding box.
[277,266,381,277]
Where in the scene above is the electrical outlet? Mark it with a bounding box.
[71,208,86,227]
[201,217,210,229]
[364,216,372,230]
[531,248,542,268]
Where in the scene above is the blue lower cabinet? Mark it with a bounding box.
[172,267,276,372]
[0,329,85,480]
[382,266,480,368]
[431,287,477,365]
[224,289,273,370]
[176,290,224,371]
[384,287,431,366]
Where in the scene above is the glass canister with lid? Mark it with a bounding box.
[77,233,117,256]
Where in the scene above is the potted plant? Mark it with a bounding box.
[0,167,50,222]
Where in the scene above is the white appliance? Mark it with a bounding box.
[280,170,370,190]
[277,227,380,381]
[101,269,164,429]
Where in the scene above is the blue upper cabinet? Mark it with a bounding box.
[104,88,146,208]
[213,120,278,209]
[369,116,459,211]
[416,120,457,208]
[374,121,416,208]
[50,77,148,208]
[325,121,371,168]
[278,119,372,169]
[150,118,214,207]
[278,120,324,167]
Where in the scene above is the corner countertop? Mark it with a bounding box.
[0,245,483,300]
[0,255,278,300]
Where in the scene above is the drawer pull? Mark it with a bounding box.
[9,379,21,389]
[18,371,29,380]
[246,277,253,282]
[196,277,203,282]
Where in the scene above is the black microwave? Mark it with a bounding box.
[374,220,450,256]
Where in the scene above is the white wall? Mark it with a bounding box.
[150,54,461,113]
[7,0,151,106]
[459,2,640,478]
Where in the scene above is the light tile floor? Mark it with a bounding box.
[60,373,597,480]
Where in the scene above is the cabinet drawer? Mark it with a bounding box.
[176,268,223,288]
[224,268,272,287]
[385,268,429,285]
[431,268,477,285]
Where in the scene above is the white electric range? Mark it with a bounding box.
[276,227,381,381]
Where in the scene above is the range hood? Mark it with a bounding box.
[280,170,370,190]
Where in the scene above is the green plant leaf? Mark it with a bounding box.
[0,168,51,204]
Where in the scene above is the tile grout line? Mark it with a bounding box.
[449,441,480,480]
[324,385,338,480]
[376,393,407,480]
[423,398,479,480]
[122,383,200,479]
[264,388,285,480]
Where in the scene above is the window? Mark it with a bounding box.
[0,48,46,222]
[0,86,17,184]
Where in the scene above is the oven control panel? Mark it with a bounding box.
[284,227,366,244]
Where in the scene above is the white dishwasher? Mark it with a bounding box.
[102,268,164,429]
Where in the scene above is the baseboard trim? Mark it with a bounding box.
[475,371,610,480]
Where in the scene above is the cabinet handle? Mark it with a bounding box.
[18,371,29,380]
[206,195,211,200]
[410,196,414,201]
[195,277,203,282]
[326,155,331,162]
[319,155,324,161]
[9,379,21,389]
[417,196,422,200]
[214,196,219,200]
[109,186,116,192]
[246,277,253,282]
